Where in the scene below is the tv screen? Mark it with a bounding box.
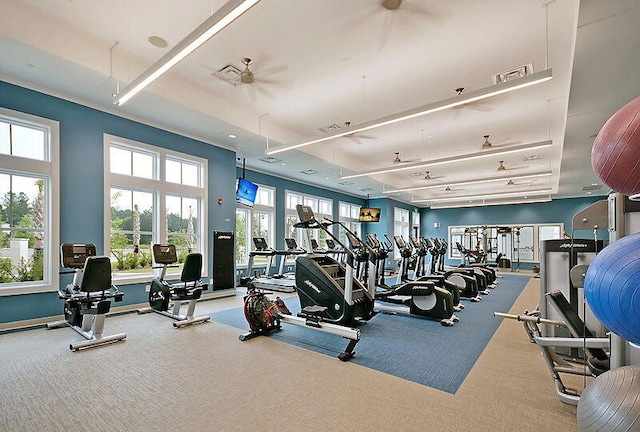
[359,207,381,223]
[236,178,258,207]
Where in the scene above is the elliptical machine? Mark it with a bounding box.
[366,234,459,325]
[47,244,127,351]
[137,244,210,328]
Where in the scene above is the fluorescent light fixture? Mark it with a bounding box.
[430,196,552,210]
[340,140,552,180]
[384,170,552,194]
[267,68,553,155]
[412,188,553,204]
[113,0,260,106]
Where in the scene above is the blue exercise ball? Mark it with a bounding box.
[584,232,640,345]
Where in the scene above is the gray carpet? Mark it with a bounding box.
[0,275,579,431]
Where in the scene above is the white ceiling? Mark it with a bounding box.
[1,0,638,206]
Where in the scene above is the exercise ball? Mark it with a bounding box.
[591,95,640,196]
[584,232,640,345]
[577,366,640,432]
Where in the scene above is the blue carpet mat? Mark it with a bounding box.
[211,274,529,393]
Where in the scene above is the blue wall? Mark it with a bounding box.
[0,80,236,324]
[420,196,607,268]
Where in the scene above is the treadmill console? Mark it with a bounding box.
[325,239,336,249]
[284,238,298,250]
[253,237,269,250]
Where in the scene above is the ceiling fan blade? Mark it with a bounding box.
[377,10,395,49]
[259,64,289,78]
[246,84,258,102]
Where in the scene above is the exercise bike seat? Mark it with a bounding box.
[172,253,208,300]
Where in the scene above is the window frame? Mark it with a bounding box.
[393,207,410,260]
[0,108,60,296]
[285,190,334,256]
[104,134,207,285]
[235,183,275,268]
[338,201,361,249]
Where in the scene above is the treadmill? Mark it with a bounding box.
[245,237,297,293]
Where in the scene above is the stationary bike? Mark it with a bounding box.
[47,244,127,351]
[137,244,210,328]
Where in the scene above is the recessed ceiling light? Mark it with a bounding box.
[325,177,331,180]
[228,134,237,139]
[591,183,598,186]
[586,191,592,195]
[280,163,287,166]
[148,36,168,48]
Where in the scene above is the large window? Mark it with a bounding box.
[338,202,361,248]
[393,207,410,260]
[0,108,59,295]
[285,191,333,254]
[236,184,275,267]
[104,135,207,282]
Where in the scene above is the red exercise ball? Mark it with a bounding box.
[591,96,640,196]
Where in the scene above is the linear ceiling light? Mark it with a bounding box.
[384,171,553,194]
[113,0,260,106]
[340,140,552,180]
[411,188,553,204]
[430,196,552,210]
[266,68,552,155]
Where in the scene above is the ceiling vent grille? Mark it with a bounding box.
[319,122,350,133]
[300,169,319,176]
[358,187,373,192]
[493,63,534,84]
[259,156,282,164]
[338,180,354,186]
[213,64,242,86]
[408,172,423,178]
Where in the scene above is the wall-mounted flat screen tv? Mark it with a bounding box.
[236,178,258,208]
[359,207,381,223]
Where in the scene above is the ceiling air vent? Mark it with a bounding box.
[213,64,242,86]
[408,172,423,178]
[493,63,534,85]
[319,122,350,133]
[582,184,602,191]
[358,187,373,192]
[338,181,354,186]
[300,169,319,176]
[259,156,282,164]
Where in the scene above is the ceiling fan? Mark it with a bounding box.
[423,171,444,180]
[210,57,288,101]
[480,134,522,149]
[497,160,528,171]
[452,88,493,112]
[392,152,420,165]
[342,121,378,145]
